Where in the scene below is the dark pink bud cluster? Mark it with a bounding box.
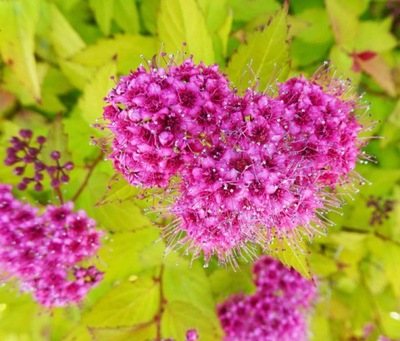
[102,57,366,264]
[0,184,103,307]
[4,129,74,191]
[217,256,316,341]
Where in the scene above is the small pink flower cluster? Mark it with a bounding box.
[0,184,103,307]
[217,256,316,341]
[103,57,365,263]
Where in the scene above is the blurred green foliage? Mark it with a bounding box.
[0,0,399,340]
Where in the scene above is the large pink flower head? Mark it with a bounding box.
[102,56,367,265]
[0,184,103,307]
[103,56,234,188]
[217,256,317,341]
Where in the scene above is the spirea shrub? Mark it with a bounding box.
[217,256,316,340]
[102,56,366,265]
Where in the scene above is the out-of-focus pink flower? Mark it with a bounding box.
[0,184,103,307]
[217,256,316,340]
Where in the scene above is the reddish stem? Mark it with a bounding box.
[72,152,103,202]
[155,264,165,341]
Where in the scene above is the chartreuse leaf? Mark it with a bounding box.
[163,260,217,318]
[228,0,280,23]
[198,0,228,32]
[97,176,139,205]
[75,171,153,234]
[63,112,101,167]
[351,285,374,331]
[140,0,160,35]
[72,35,156,74]
[309,252,337,277]
[89,0,114,36]
[311,314,332,341]
[100,227,163,283]
[217,10,233,58]
[335,0,370,16]
[290,0,324,13]
[88,323,157,341]
[65,277,160,340]
[38,66,73,114]
[83,277,160,327]
[113,0,140,34]
[294,8,333,44]
[161,301,223,341]
[0,286,39,337]
[387,99,400,129]
[48,3,86,59]
[157,0,215,64]
[325,0,358,50]
[197,0,229,63]
[53,0,80,13]
[354,20,397,53]
[267,233,312,280]
[329,45,361,84]
[226,5,290,92]
[78,61,117,124]
[0,0,41,101]
[209,264,255,301]
[96,200,151,232]
[367,236,400,296]
[58,60,95,90]
[41,115,72,166]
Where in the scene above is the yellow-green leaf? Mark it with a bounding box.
[58,60,95,90]
[78,61,117,124]
[161,301,222,341]
[97,177,140,205]
[227,0,280,23]
[89,0,114,36]
[157,0,215,64]
[163,260,217,318]
[226,5,290,92]
[41,115,72,166]
[99,227,162,283]
[88,324,157,341]
[72,35,156,74]
[113,0,140,34]
[266,234,312,280]
[82,277,160,327]
[198,0,228,33]
[49,3,86,59]
[354,20,397,53]
[0,0,41,101]
[217,9,233,57]
[209,265,255,302]
[325,0,359,49]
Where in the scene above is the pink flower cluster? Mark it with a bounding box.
[217,256,316,341]
[0,184,103,307]
[103,57,364,263]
